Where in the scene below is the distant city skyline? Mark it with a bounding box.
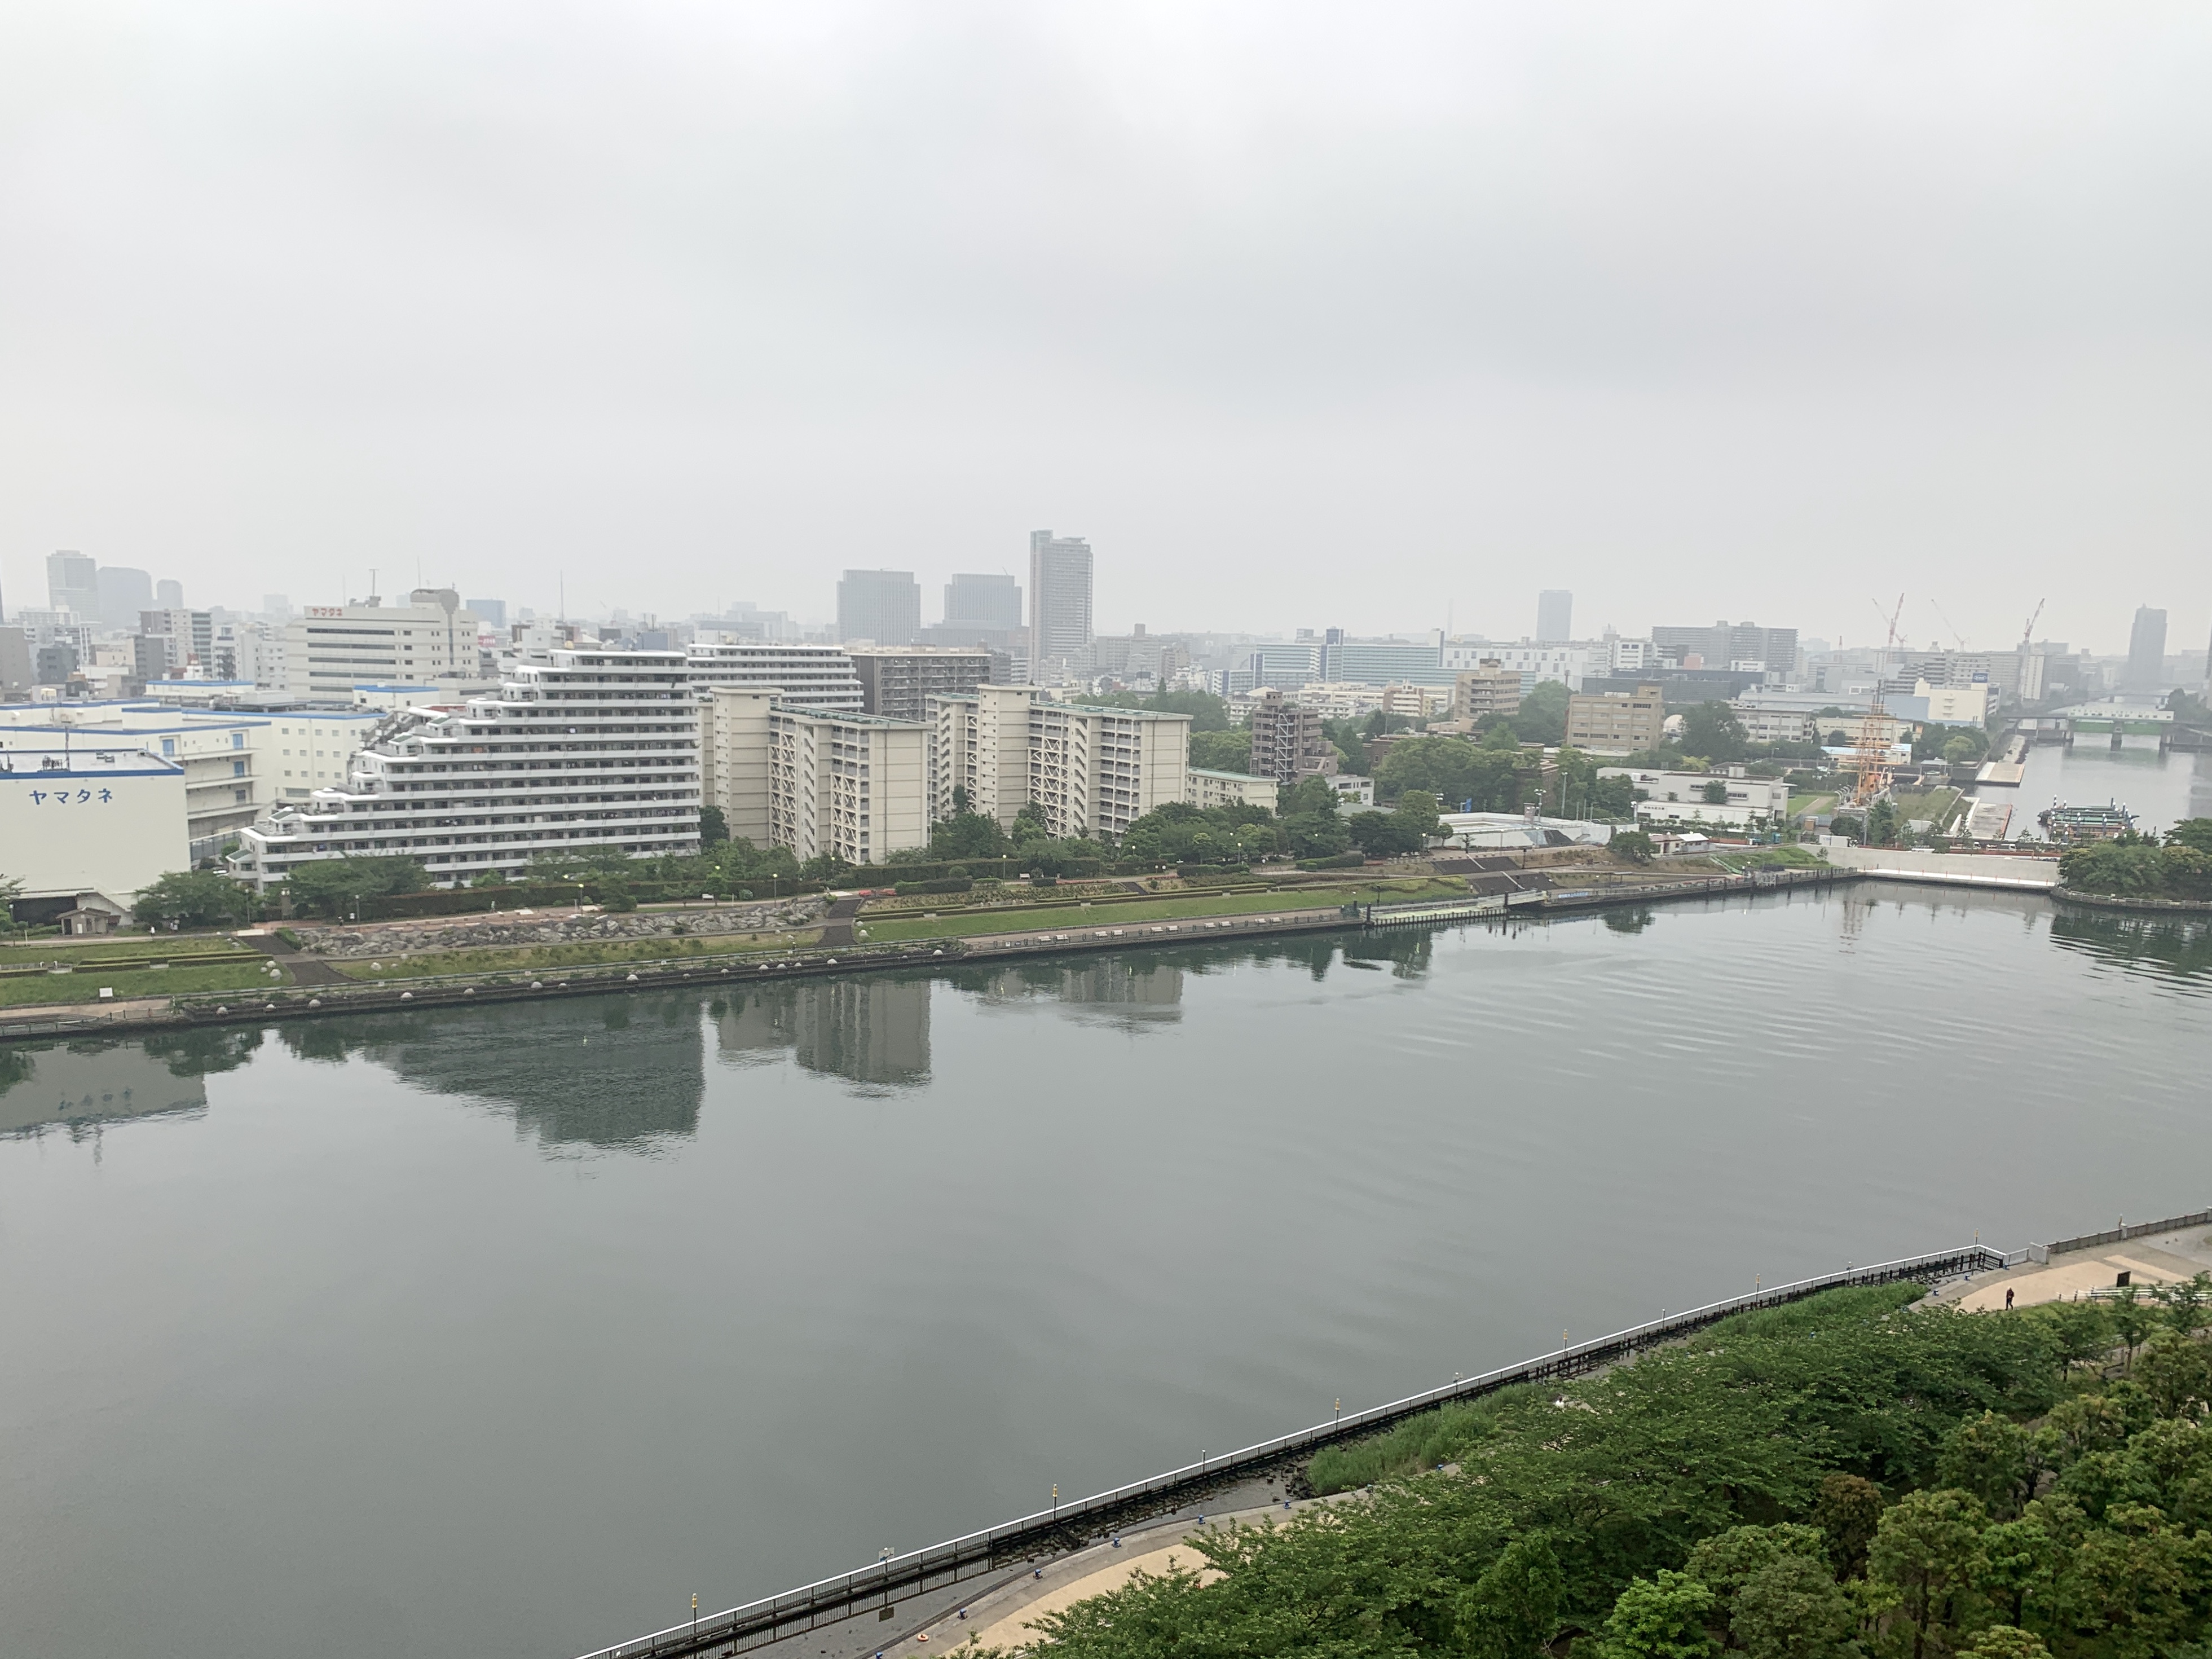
[3,8,2208,657]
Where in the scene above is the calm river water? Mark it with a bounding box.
[5,886,2211,1659]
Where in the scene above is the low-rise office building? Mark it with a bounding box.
[284,592,481,701]
[1565,684,1665,754]
[0,743,187,918]
[1601,766,1790,833]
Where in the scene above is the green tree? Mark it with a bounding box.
[2168,818,2212,856]
[1611,830,1655,864]
[1814,1472,1887,1578]
[1590,773,1638,821]
[1976,1513,2063,1630]
[930,811,1008,860]
[1959,1628,2048,1659]
[1868,1489,1990,1659]
[2107,1287,2158,1371]
[2151,1271,2212,1339]
[1701,780,1729,805]
[1011,802,1051,844]
[134,869,255,929]
[1686,1524,1832,1613]
[1729,1555,1858,1659]
[1514,681,1571,746]
[1938,1412,2037,1519]
[1680,702,1747,762]
[1596,1569,1719,1659]
[1456,1534,1564,1659]
[697,804,729,846]
[1865,799,1901,848]
[1188,729,1254,773]
[2030,1299,2113,1381]
[284,855,429,917]
[2133,1336,2212,1420]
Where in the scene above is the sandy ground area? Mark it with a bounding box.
[1933,1227,2212,1314]
[880,1495,1329,1659]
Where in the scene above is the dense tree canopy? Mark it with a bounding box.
[1515,680,1571,746]
[1028,1284,2212,1659]
[1188,729,1254,773]
[1375,735,1537,811]
[284,855,429,915]
[134,869,257,929]
[1680,701,1748,763]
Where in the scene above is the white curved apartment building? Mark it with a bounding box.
[230,648,698,892]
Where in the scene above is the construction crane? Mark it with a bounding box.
[2014,597,2046,705]
[1846,594,1907,809]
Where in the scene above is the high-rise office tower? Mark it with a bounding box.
[468,598,509,630]
[1028,530,1094,674]
[46,550,98,616]
[262,594,293,619]
[2126,606,2169,690]
[1537,589,1574,644]
[942,572,1023,631]
[156,578,184,610]
[836,569,921,645]
[96,566,155,630]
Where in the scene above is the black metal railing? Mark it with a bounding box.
[574,1242,2001,1659]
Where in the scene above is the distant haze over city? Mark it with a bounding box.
[3,4,2208,653]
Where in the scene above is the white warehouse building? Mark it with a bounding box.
[231,649,699,892]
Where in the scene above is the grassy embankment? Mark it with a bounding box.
[1705,845,1831,874]
[1893,786,1966,833]
[1036,1279,2212,1659]
[0,938,280,1007]
[855,879,1469,943]
[329,930,825,981]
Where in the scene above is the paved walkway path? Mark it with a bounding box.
[233,928,347,985]
[1927,1228,2212,1313]
[879,1489,1352,1659]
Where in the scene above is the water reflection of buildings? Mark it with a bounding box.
[713,975,931,1094]
[965,957,1188,1031]
[280,994,708,1153]
[0,1041,211,1138]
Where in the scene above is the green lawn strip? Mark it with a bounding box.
[1892,786,1963,831]
[857,882,1464,942]
[0,937,260,966]
[329,930,823,982]
[0,961,282,1009]
[1788,792,1837,819]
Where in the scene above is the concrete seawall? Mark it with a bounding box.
[1825,846,2060,890]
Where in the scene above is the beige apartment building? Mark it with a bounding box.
[925,686,1193,841]
[1453,660,1522,722]
[927,685,1040,826]
[1246,689,1337,785]
[1025,700,1191,841]
[1566,684,1665,755]
[698,685,928,865]
[1188,768,1279,812]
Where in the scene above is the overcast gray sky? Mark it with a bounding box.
[2,2,2206,653]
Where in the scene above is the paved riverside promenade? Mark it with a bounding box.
[1929,1222,2212,1313]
